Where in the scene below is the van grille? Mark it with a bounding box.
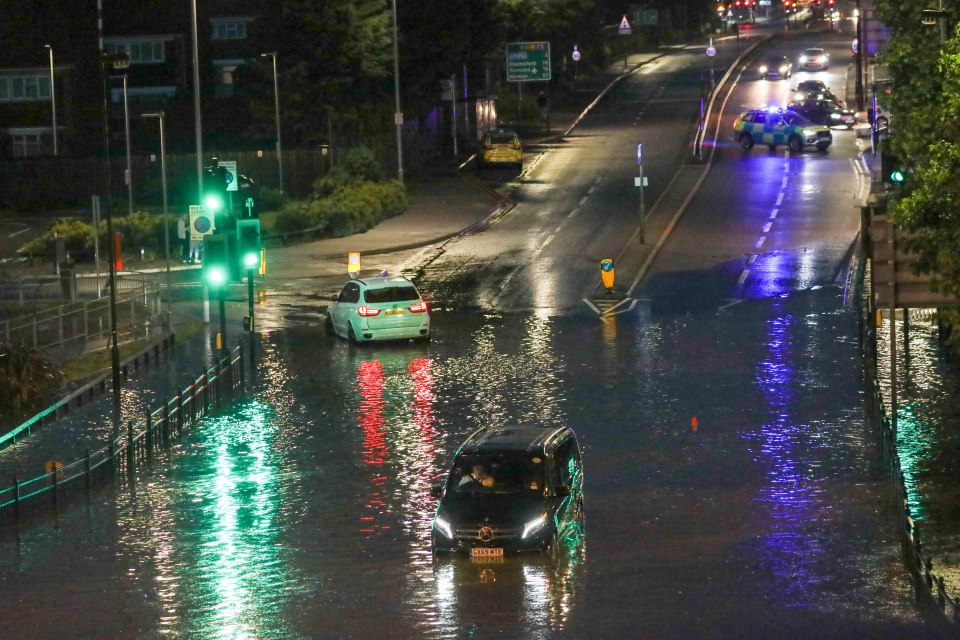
[455,525,521,543]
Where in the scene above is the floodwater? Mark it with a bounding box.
[0,287,953,639]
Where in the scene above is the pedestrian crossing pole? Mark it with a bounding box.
[636,143,646,244]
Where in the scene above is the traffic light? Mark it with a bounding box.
[203,161,231,225]
[203,234,229,288]
[236,219,262,271]
[881,148,906,185]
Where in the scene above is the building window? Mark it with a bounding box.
[0,75,50,102]
[212,21,247,40]
[104,40,165,64]
[9,130,45,157]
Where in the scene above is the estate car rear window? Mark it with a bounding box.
[488,132,519,144]
[363,286,420,304]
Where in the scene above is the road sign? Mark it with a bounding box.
[636,143,642,164]
[852,38,858,54]
[572,45,581,62]
[632,9,658,26]
[189,205,215,242]
[394,112,404,125]
[634,176,649,187]
[706,45,717,58]
[218,160,238,192]
[618,15,632,35]
[506,42,551,82]
[245,197,255,217]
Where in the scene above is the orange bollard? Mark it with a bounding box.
[114,231,123,271]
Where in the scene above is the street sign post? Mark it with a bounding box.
[217,160,238,192]
[636,144,647,244]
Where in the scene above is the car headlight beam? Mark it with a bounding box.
[435,516,454,539]
[522,513,548,539]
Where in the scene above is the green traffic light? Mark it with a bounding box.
[206,266,227,287]
[242,252,259,268]
[890,169,905,183]
[204,193,225,211]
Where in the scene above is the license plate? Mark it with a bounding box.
[385,309,404,316]
[470,547,504,558]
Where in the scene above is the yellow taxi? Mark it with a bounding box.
[478,128,522,170]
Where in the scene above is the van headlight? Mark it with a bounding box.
[830,113,841,120]
[759,65,768,73]
[434,516,454,539]
[522,513,548,539]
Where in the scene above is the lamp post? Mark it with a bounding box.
[118,74,134,215]
[141,112,170,311]
[191,0,204,203]
[44,45,57,156]
[260,52,284,195]
[390,0,404,184]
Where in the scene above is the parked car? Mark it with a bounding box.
[757,55,793,80]
[732,107,832,152]
[787,99,856,128]
[798,47,830,71]
[326,275,430,344]
[431,424,584,557]
[478,128,522,170]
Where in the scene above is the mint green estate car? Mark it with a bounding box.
[732,107,832,152]
[326,275,430,343]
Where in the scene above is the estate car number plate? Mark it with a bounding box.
[385,309,404,315]
[470,547,504,558]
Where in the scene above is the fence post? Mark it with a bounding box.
[161,397,169,441]
[145,411,153,457]
[109,436,116,474]
[238,342,245,394]
[13,476,20,521]
[176,389,183,435]
[127,420,135,475]
[85,448,92,492]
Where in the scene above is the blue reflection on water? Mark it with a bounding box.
[749,303,817,605]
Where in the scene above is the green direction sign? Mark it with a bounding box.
[631,9,658,26]
[506,41,551,82]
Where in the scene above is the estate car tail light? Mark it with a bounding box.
[409,300,428,313]
[357,305,381,317]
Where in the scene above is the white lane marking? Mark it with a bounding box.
[529,234,556,260]
[8,228,29,238]
[775,192,784,206]
[719,299,745,311]
[604,297,634,314]
[784,162,790,172]
[737,270,750,285]
[769,208,778,219]
[579,196,589,207]
[762,222,772,233]
[747,254,758,266]
[755,236,766,249]
[780,176,788,190]
[583,298,602,315]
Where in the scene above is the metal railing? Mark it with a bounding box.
[0,344,245,527]
[857,234,960,630]
[0,276,160,355]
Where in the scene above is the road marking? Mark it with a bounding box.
[719,298,745,312]
[747,254,757,265]
[738,269,749,285]
[769,208,778,219]
[579,196,589,207]
[8,228,29,238]
[583,298,602,315]
[780,176,788,190]
[755,236,766,249]
[775,192,784,206]
[762,222,772,233]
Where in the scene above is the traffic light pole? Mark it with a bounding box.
[247,268,257,383]
[218,285,227,356]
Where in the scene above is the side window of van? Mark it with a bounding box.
[554,438,580,487]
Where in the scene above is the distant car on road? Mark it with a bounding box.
[478,128,522,170]
[326,275,430,344]
[798,47,830,71]
[757,55,793,80]
[787,99,856,128]
[733,107,832,152]
[792,80,829,100]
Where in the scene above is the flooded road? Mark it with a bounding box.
[0,290,952,638]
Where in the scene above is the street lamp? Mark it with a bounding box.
[260,52,284,195]
[190,0,204,204]
[111,74,135,215]
[390,0,404,184]
[141,111,171,312]
[44,45,57,156]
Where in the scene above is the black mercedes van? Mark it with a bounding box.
[430,425,584,558]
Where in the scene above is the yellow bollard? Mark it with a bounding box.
[600,258,615,291]
[216,333,223,349]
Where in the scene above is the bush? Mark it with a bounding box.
[109,211,176,257]
[375,180,409,217]
[312,167,352,198]
[343,145,383,182]
[259,187,286,212]
[275,204,319,235]
[23,218,95,256]
[0,342,63,418]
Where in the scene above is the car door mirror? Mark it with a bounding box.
[430,484,444,499]
[330,294,339,302]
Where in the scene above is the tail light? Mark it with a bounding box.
[357,305,380,317]
[409,300,428,313]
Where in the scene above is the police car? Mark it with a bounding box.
[732,107,832,152]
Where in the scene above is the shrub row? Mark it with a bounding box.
[273,179,408,238]
[23,212,177,260]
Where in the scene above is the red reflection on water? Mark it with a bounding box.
[408,357,437,456]
[358,360,388,533]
